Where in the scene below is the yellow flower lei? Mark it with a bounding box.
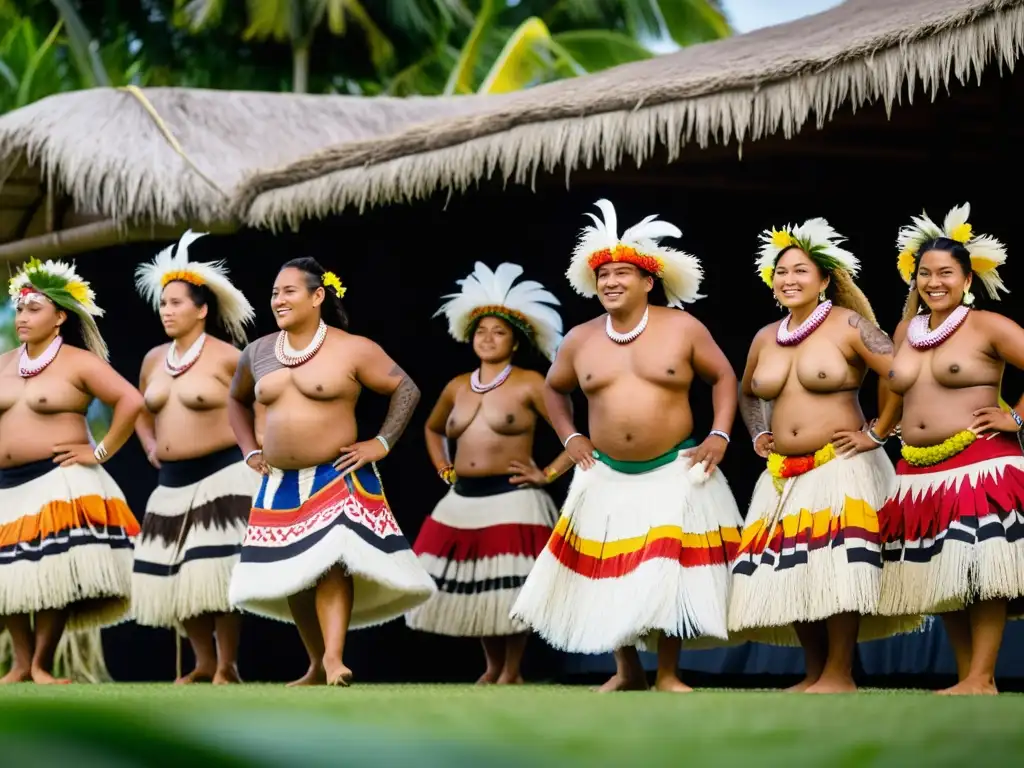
[322,271,347,299]
[901,430,976,467]
[767,443,836,492]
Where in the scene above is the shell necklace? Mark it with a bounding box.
[471,364,512,394]
[165,333,206,377]
[907,305,970,350]
[777,300,832,346]
[19,335,63,378]
[275,319,327,367]
[606,307,648,344]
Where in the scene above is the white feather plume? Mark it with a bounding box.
[435,262,563,361]
[568,199,704,308]
[135,230,256,345]
[755,217,858,287]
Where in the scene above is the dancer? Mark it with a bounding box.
[406,262,574,685]
[510,199,744,693]
[730,219,917,694]
[879,203,1024,695]
[0,258,142,684]
[131,230,261,684]
[227,257,435,686]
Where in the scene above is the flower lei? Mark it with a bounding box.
[322,271,347,298]
[900,430,976,467]
[766,443,837,493]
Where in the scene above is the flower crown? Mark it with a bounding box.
[896,203,1008,300]
[322,271,346,299]
[755,218,859,287]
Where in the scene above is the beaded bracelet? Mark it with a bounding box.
[866,429,887,446]
[709,429,730,443]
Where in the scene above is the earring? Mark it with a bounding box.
[818,290,826,302]
[962,288,975,306]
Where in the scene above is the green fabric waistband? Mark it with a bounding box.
[593,438,697,475]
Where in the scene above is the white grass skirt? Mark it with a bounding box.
[228,462,436,629]
[406,476,558,637]
[729,448,922,645]
[509,453,743,654]
[132,447,260,629]
[0,458,138,630]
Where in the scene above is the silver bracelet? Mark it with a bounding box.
[866,428,887,446]
[709,429,730,443]
[375,435,391,453]
[752,430,772,446]
[243,449,263,464]
[93,441,108,464]
[563,432,583,448]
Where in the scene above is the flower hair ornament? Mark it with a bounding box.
[135,230,256,346]
[568,199,704,309]
[896,203,1008,302]
[755,218,860,288]
[322,271,346,299]
[435,262,563,361]
[9,258,108,360]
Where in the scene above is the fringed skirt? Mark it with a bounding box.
[878,433,1024,617]
[729,448,920,645]
[0,459,138,630]
[509,450,743,654]
[406,475,558,637]
[228,462,436,628]
[132,446,260,628]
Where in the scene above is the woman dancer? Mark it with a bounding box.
[879,203,1024,695]
[406,262,574,685]
[731,219,916,694]
[0,258,142,684]
[227,257,435,686]
[132,230,261,684]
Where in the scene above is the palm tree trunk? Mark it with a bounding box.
[292,44,310,93]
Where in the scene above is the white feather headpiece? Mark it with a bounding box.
[435,262,563,361]
[135,230,255,345]
[896,203,1008,300]
[755,218,858,288]
[567,199,704,308]
[9,257,108,360]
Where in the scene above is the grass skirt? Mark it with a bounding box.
[509,453,742,654]
[132,446,260,629]
[406,475,558,637]
[729,449,921,645]
[878,433,1024,617]
[228,462,436,629]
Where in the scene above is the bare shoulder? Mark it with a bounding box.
[446,372,471,393]
[141,343,168,369]
[973,309,1020,333]
[512,367,546,387]
[559,319,602,352]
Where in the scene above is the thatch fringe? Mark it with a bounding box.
[0,627,111,683]
[240,0,1024,231]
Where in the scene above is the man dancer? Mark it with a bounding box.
[510,199,743,692]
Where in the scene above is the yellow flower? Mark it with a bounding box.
[322,271,346,299]
[897,250,916,283]
[760,265,774,287]
[901,430,975,467]
[949,222,972,244]
[770,229,793,249]
[65,280,91,306]
[971,255,999,274]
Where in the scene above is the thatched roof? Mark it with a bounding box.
[238,0,1024,230]
[0,86,481,246]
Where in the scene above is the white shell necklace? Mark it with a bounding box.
[907,305,970,350]
[606,307,649,344]
[777,300,833,346]
[165,333,206,377]
[471,364,512,393]
[275,319,328,367]
[19,335,63,378]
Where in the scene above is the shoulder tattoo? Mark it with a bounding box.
[848,314,894,355]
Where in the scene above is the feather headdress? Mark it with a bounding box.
[755,218,859,288]
[9,258,108,360]
[135,230,255,346]
[435,262,563,361]
[895,203,1008,300]
[568,199,704,308]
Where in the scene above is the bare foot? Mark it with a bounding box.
[213,665,242,685]
[175,666,215,685]
[0,666,31,684]
[287,663,326,687]
[654,675,693,693]
[496,673,524,685]
[785,675,821,692]
[596,673,649,693]
[804,676,857,694]
[937,676,998,696]
[476,668,501,685]
[31,667,71,685]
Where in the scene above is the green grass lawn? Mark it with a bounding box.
[2,683,1022,766]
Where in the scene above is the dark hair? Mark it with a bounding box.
[279,257,349,329]
[57,306,85,349]
[165,280,225,340]
[914,237,973,277]
[593,263,667,305]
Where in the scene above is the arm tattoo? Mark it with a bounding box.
[229,345,256,406]
[378,365,421,446]
[738,384,772,439]
[848,314,894,355]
